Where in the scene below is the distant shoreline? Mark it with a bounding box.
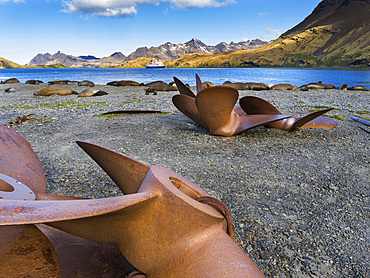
[0,67,369,88]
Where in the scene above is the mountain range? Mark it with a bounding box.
[26,39,268,68]
[1,0,368,68]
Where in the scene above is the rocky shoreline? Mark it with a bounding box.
[1,82,369,277]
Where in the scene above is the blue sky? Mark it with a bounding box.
[0,0,322,65]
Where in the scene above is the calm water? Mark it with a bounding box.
[0,68,369,88]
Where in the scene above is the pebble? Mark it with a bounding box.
[246,245,253,252]
[5,87,15,92]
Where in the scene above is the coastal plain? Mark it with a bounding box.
[1,83,369,277]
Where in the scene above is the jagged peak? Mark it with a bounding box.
[79,55,99,60]
[189,37,201,42]
[110,52,124,57]
[26,38,269,66]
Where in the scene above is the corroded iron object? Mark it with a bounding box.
[0,125,136,277]
[0,225,60,277]
[173,76,196,97]
[195,73,204,93]
[0,127,265,277]
[0,125,46,193]
[239,96,338,131]
[102,110,163,115]
[173,77,291,136]
[36,224,130,278]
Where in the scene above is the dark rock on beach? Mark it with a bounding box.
[202,81,214,88]
[78,89,108,97]
[34,87,78,96]
[224,82,251,90]
[144,81,166,87]
[145,88,157,95]
[339,84,349,90]
[145,81,177,91]
[48,80,71,85]
[347,86,369,91]
[301,82,338,90]
[270,84,299,90]
[4,87,15,93]
[222,82,270,91]
[2,78,20,84]
[107,80,141,86]
[93,90,108,96]
[26,80,44,85]
[78,80,95,87]
[245,82,270,90]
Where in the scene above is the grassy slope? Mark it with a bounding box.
[0,58,69,69]
[0,57,22,69]
[109,57,155,68]
[164,0,370,68]
[26,63,69,69]
[165,23,369,68]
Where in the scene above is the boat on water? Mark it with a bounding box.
[146,59,165,69]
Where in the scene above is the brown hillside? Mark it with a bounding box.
[283,0,370,57]
[167,0,370,68]
[0,57,22,69]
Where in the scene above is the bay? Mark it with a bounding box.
[0,67,369,88]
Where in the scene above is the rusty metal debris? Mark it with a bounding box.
[101,110,163,115]
[0,125,131,277]
[4,114,34,127]
[173,76,291,136]
[0,124,265,277]
[239,96,337,131]
[174,75,337,134]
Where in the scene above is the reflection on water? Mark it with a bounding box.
[0,67,369,87]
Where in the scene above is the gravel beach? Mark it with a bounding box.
[1,82,369,277]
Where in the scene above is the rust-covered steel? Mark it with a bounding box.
[101,110,163,115]
[0,224,60,278]
[0,125,46,194]
[174,75,337,133]
[173,76,291,136]
[0,125,265,277]
[239,96,338,131]
[0,125,137,277]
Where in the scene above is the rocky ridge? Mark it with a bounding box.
[0,57,22,69]
[27,38,268,68]
[166,0,370,67]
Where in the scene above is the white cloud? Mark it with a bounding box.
[265,27,281,36]
[0,0,25,3]
[171,0,236,9]
[62,0,236,17]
